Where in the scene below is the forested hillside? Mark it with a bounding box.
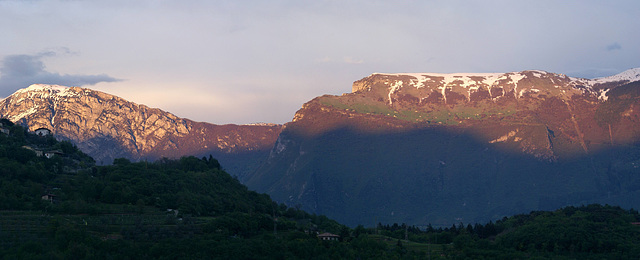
[0,121,414,259]
[2,120,640,259]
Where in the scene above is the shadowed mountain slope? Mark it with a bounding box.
[246,69,640,226]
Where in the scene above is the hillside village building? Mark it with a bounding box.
[317,233,340,241]
[22,145,63,158]
[41,194,57,203]
[34,128,52,136]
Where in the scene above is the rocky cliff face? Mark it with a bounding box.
[0,84,282,177]
[291,69,640,159]
[247,68,640,226]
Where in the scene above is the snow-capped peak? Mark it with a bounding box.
[24,84,69,92]
[590,68,640,84]
[12,84,84,99]
[14,84,70,95]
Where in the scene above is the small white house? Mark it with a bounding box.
[44,150,63,159]
[34,128,52,137]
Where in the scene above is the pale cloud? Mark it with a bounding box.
[0,50,120,97]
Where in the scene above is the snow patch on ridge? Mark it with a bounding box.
[13,84,84,102]
[370,68,640,103]
[508,73,526,98]
[590,68,640,84]
[8,106,38,122]
[571,68,640,89]
[377,72,528,102]
[16,84,70,95]
[381,72,505,90]
[598,88,610,101]
[580,68,640,100]
[388,80,403,105]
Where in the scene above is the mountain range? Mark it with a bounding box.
[2,68,640,226]
[245,68,640,226]
[0,84,282,178]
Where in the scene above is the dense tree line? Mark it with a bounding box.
[372,204,640,258]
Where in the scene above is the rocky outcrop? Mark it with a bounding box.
[314,69,640,159]
[0,84,282,178]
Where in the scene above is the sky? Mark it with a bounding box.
[1,0,639,124]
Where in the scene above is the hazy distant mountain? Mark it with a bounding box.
[0,84,282,177]
[246,68,640,226]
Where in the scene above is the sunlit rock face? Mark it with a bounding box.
[311,69,640,159]
[0,84,282,178]
[247,69,640,227]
